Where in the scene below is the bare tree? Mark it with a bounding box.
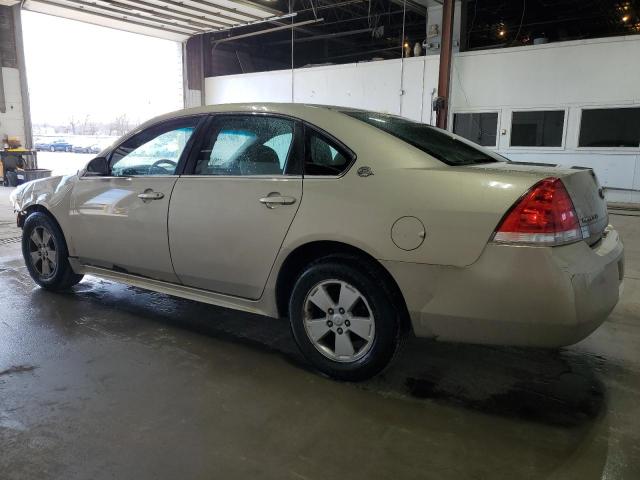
[68,116,78,135]
[81,115,97,135]
[110,114,131,136]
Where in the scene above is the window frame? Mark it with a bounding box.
[451,109,501,149]
[506,108,568,151]
[80,115,207,179]
[302,122,357,178]
[576,104,640,152]
[182,112,304,178]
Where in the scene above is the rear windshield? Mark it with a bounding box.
[341,111,502,166]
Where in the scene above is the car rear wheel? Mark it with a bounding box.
[22,212,84,291]
[49,146,55,152]
[289,257,402,381]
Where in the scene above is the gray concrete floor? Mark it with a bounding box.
[1,186,639,480]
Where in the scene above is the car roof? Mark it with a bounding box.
[150,103,351,122]
[120,103,364,147]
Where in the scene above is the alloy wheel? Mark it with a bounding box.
[303,279,375,362]
[28,226,57,278]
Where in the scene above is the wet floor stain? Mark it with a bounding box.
[0,365,37,377]
[405,370,605,427]
[38,276,612,429]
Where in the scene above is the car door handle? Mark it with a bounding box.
[259,194,297,208]
[137,191,164,201]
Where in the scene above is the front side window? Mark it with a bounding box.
[453,112,498,147]
[342,110,500,166]
[110,117,199,176]
[195,116,295,176]
[510,110,565,147]
[579,107,640,148]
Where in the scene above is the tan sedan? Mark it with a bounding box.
[10,104,624,380]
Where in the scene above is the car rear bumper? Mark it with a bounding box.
[381,226,624,347]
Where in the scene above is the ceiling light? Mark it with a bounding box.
[622,15,630,22]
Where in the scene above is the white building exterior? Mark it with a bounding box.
[204,34,640,204]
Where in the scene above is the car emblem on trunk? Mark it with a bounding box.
[581,214,599,223]
[357,166,374,177]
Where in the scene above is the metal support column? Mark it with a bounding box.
[12,4,33,148]
[182,34,205,108]
[436,0,455,130]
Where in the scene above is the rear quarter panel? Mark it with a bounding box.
[277,110,544,267]
[282,165,542,267]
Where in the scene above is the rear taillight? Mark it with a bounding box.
[493,177,582,245]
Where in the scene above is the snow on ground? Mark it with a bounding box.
[37,152,95,177]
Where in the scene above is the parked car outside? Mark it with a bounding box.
[10,104,624,380]
[35,139,73,152]
[72,144,101,154]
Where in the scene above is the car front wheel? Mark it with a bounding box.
[289,257,402,381]
[22,212,84,290]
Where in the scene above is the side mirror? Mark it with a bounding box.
[84,157,109,177]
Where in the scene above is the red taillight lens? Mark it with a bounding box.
[493,177,582,245]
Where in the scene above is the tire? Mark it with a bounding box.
[289,256,402,381]
[22,212,84,291]
[50,146,55,152]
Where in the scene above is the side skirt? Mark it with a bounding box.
[69,259,273,318]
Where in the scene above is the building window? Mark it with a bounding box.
[453,112,498,147]
[579,108,640,148]
[510,110,565,147]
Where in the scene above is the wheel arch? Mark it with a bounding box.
[19,205,72,252]
[275,240,412,333]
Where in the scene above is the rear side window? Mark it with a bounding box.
[342,110,499,166]
[305,128,352,176]
[579,107,640,148]
[194,115,295,176]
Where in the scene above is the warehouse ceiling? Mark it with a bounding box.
[464,0,640,50]
[203,0,436,75]
[20,0,289,41]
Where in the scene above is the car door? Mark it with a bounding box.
[168,114,303,299]
[69,116,202,282]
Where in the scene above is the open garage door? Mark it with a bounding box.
[20,0,286,41]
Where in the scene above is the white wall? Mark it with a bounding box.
[0,67,26,144]
[204,35,640,203]
[451,36,640,203]
[205,56,440,124]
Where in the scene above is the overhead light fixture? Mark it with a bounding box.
[498,30,506,37]
[622,15,630,22]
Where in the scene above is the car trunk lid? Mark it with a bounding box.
[470,162,609,245]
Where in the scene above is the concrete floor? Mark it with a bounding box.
[0,186,639,480]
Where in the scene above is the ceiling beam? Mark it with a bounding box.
[29,0,195,35]
[229,0,282,16]
[119,0,234,28]
[150,0,262,25]
[212,17,323,43]
[197,1,264,21]
[56,0,205,32]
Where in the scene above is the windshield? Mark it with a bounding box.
[341,110,503,166]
